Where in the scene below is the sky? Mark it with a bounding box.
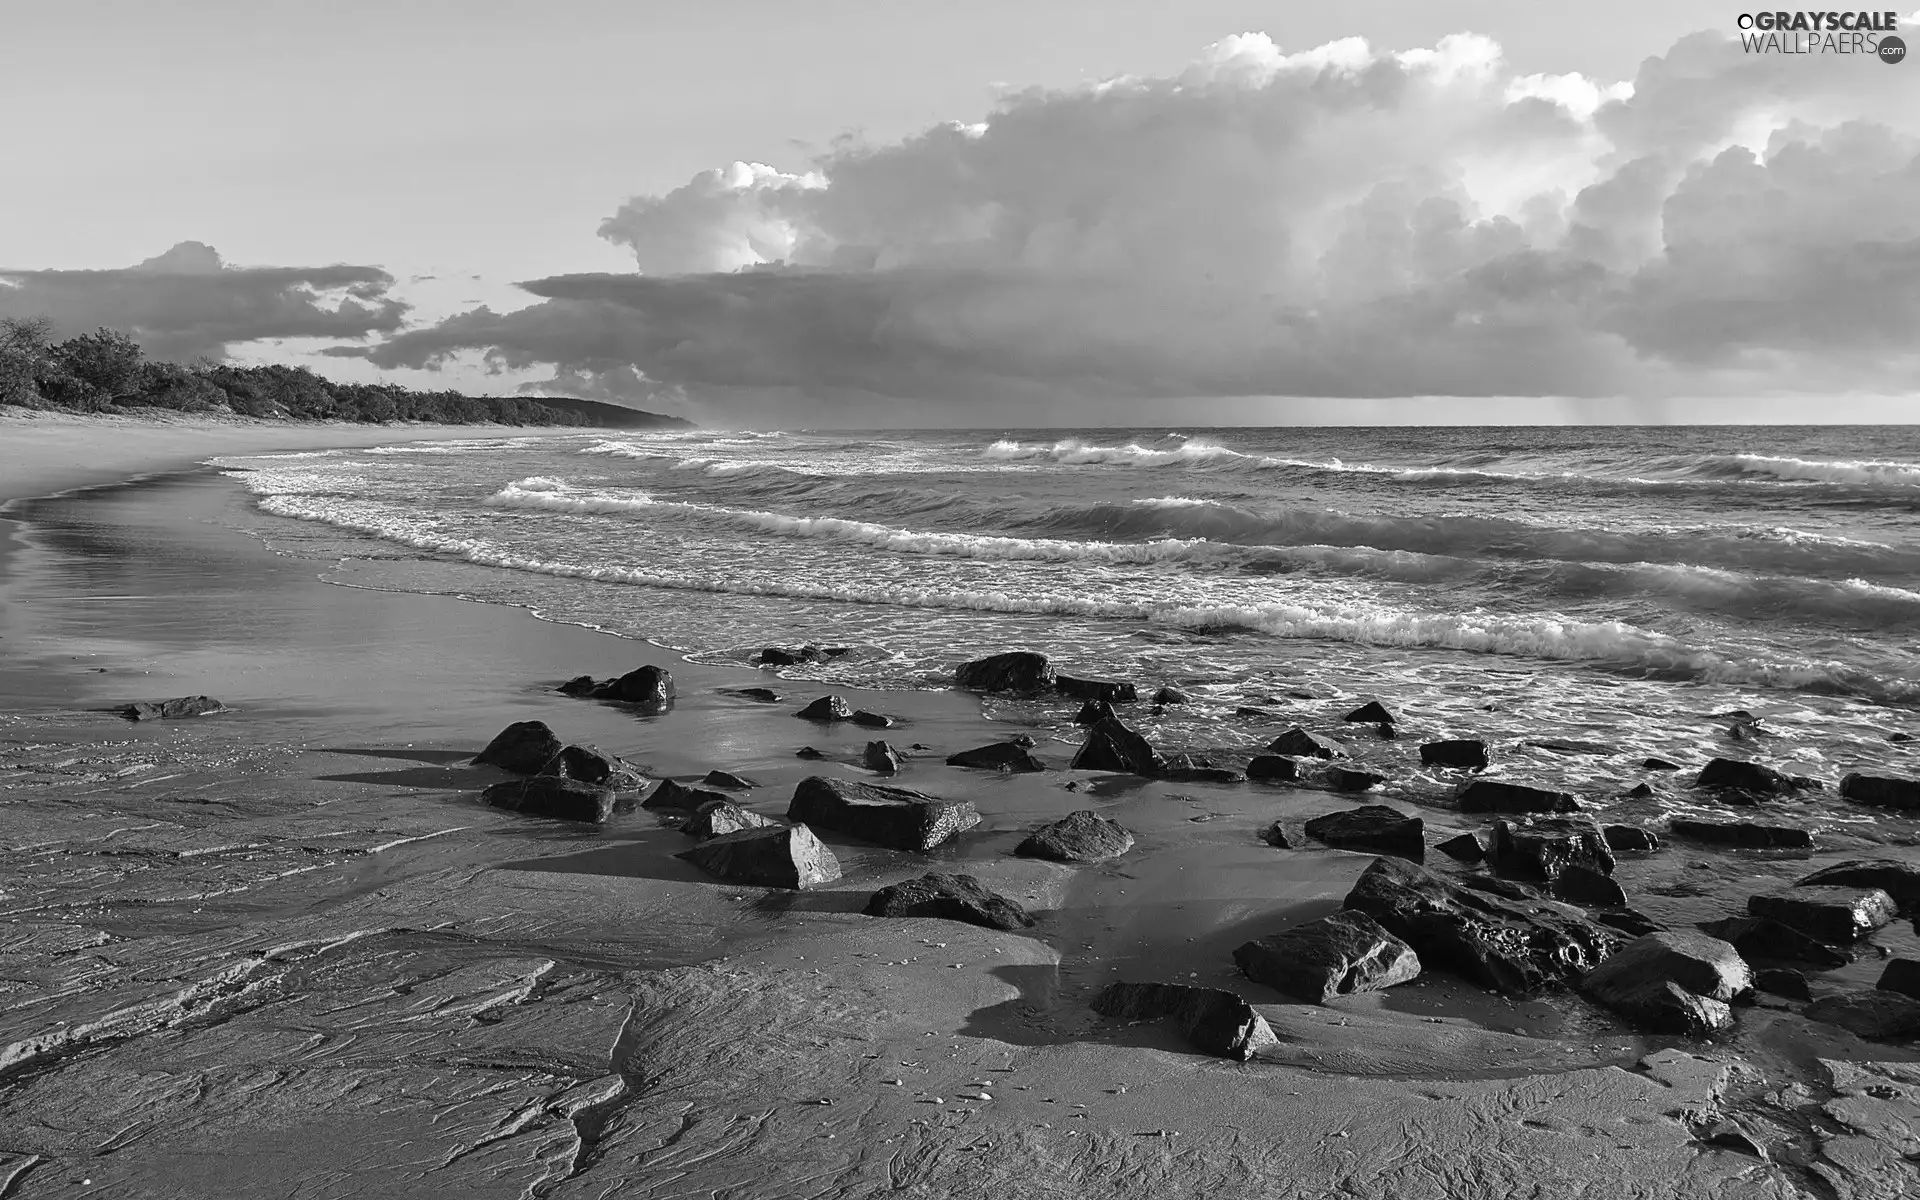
[2,0,1918,425]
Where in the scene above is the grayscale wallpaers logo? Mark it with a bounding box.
[1735,11,1906,59]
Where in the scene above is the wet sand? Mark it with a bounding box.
[1,440,1918,1197]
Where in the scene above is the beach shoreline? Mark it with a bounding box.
[0,435,1917,1197]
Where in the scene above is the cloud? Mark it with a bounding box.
[361,27,1920,415]
[0,241,408,362]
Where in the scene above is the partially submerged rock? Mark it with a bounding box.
[701,769,756,790]
[863,872,1035,931]
[1152,686,1190,705]
[954,651,1055,693]
[1267,727,1346,760]
[481,776,615,824]
[1070,716,1164,776]
[1303,806,1424,860]
[121,695,226,721]
[1795,860,1920,912]
[1488,816,1615,883]
[862,740,903,775]
[1875,958,1920,1001]
[1245,754,1301,783]
[1552,864,1628,908]
[786,776,981,851]
[1343,855,1621,995]
[1072,698,1117,727]
[1603,824,1661,854]
[682,799,777,840]
[1667,820,1812,849]
[1233,910,1421,1003]
[1698,916,1850,969]
[1015,810,1134,862]
[848,710,895,729]
[677,823,841,889]
[1162,754,1244,784]
[1805,990,1920,1041]
[1754,968,1811,1001]
[1838,773,1920,812]
[795,695,855,723]
[1056,674,1137,704]
[1437,832,1485,862]
[946,741,1044,772]
[1457,779,1579,814]
[1421,739,1489,770]
[1581,930,1751,1036]
[644,778,732,812]
[560,666,675,708]
[1747,886,1896,944]
[538,744,644,790]
[1089,981,1278,1060]
[1325,765,1386,792]
[473,720,563,775]
[1695,757,1794,796]
[1343,700,1396,725]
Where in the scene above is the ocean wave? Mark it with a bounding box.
[983,438,1255,467]
[1712,454,1920,487]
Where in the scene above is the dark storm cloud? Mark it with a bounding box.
[0,241,408,362]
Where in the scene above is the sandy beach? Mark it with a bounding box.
[2,420,1918,1199]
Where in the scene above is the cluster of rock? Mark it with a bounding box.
[118,695,228,721]
[472,719,648,824]
[556,664,675,709]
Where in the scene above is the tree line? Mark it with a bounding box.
[0,317,655,427]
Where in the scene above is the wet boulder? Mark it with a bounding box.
[849,710,895,729]
[1805,990,1920,1042]
[1343,700,1396,725]
[1056,674,1137,704]
[794,746,826,760]
[1325,765,1386,792]
[1246,755,1301,783]
[1695,757,1794,796]
[1070,716,1164,776]
[863,872,1035,931]
[1581,930,1751,1037]
[1437,833,1485,863]
[644,778,732,812]
[862,740,903,775]
[1015,810,1134,862]
[723,687,780,703]
[1747,886,1896,943]
[1603,824,1661,854]
[787,776,981,852]
[1162,754,1244,784]
[954,651,1055,693]
[122,695,226,721]
[1698,916,1850,969]
[1152,686,1190,705]
[701,770,756,790]
[682,799,777,840]
[1233,909,1421,1003]
[677,823,841,889]
[795,695,854,723]
[1643,757,1680,771]
[945,741,1044,772]
[539,744,645,790]
[1795,860,1920,912]
[1090,981,1278,1061]
[1456,780,1579,814]
[557,675,598,696]
[1667,819,1812,849]
[1267,727,1347,760]
[481,776,615,824]
[1488,816,1615,883]
[1755,968,1811,1001]
[603,665,675,708]
[473,720,564,775]
[1303,806,1424,861]
[1838,773,1920,812]
[756,645,821,666]
[1421,739,1489,770]
[1072,698,1117,727]
[1876,958,1920,1001]
[1552,864,1628,908]
[1261,822,1292,849]
[1343,855,1621,995]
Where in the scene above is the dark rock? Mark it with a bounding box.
[1056,674,1137,704]
[1152,686,1190,705]
[1070,716,1164,776]
[1460,875,1538,902]
[1527,739,1614,756]
[1794,860,1920,912]
[644,779,732,812]
[1342,855,1621,995]
[677,823,840,889]
[1643,757,1680,771]
[1268,727,1347,760]
[1246,755,1300,783]
[1162,754,1245,784]
[1303,806,1424,861]
[1667,820,1812,849]
[1755,968,1811,1001]
[682,799,776,840]
[1369,722,1397,740]
[1421,739,1489,770]
[603,665,675,708]
[1488,816,1615,882]
[1234,706,1276,719]
[1325,766,1385,792]
[473,720,564,775]
[1595,909,1663,938]
[794,746,825,760]
[946,742,1044,772]
[1625,782,1654,799]
[863,872,1035,931]
[1748,887,1896,943]
[122,695,227,721]
[1456,779,1578,814]
[539,744,645,792]
[1234,910,1420,1003]
[1261,823,1292,848]
[863,740,903,775]
[954,651,1055,693]
[723,687,780,703]
[1695,758,1794,796]
[1009,734,1035,748]
[1728,721,1764,743]
[1437,833,1485,862]
[1089,981,1278,1061]
[1073,698,1117,727]
[1877,958,1920,1001]
[1015,810,1134,862]
[557,675,598,696]
[849,711,895,729]
[1889,732,1914,744]
[1839,773,1920,812]
[1805,990,1920,1041]
[1604,824,1661,854]
[481,776,615,824]
[795,695,854,723]
[701,770,756,790]
[1698,917,1850,969]
[786,776,981,852]
[1553,864,1628,908]
[756,645,817,666]
[1343,700,1396,725]
[1581,930,1750,1035]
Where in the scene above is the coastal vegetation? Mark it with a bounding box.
[0,316,685,428]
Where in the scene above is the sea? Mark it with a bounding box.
[211,425,1920,816]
